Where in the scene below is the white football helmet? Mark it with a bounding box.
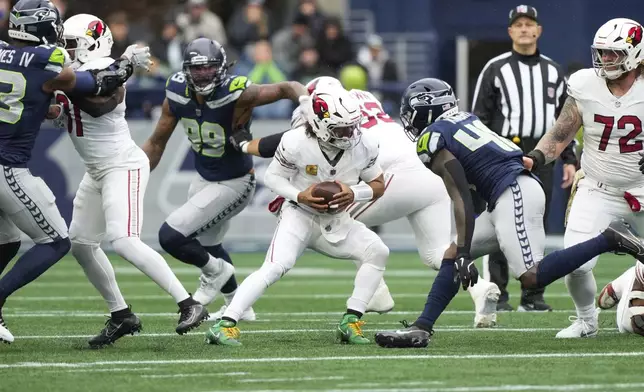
[306,76,343,94]
[62,14,113,66]
[306,84,363,150]
[591,18,644,80]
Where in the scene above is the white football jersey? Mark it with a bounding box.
[272,126,381,209]
[348,89,424,172]
[569,68,644,188]
[55,57,139,177]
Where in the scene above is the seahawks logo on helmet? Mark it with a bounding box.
[409,92,434,108]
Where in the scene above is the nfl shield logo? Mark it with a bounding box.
[547,87,555,98]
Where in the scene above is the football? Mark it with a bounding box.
[311,181,342,204]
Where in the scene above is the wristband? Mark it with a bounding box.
[350,183,374,202]
[240,140,249,153]
[526,149,546,172]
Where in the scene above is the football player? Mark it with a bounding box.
[205,84,389,346]
[142,38,307,320]
[374,77,644,348]
[233,76,501,328]
[525,18,644,338]
[51,14,208,348]
[598,262,644,336]
[0,0,138,343]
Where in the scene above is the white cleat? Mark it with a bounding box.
[598,282,619,310]
[0,323,14,344]
[556,309,600,338]
[365,281,395,314]
[193,262,235,306]
[473,282,501,328]
[207,305,256,322]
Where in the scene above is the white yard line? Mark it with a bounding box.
[4,309,615,318]
[10,327,620,340]
[247,383,644,392]
[239,376,345,383]
[141,372,248,378]
[1,352,642,369]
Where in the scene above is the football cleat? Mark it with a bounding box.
[473,282,500,328]
[517,299,553,312]
[176,302,209,335]
[205,319,241,346]
[0,310,14,344]
[603,219,644,262]
[193,261,235,306]
[88,314,142,348]
[374,320,432,348]
[366,281,395,314]
[336,314,370,344]
[207,305,256,322]
[496,301,514,312]
[598,282,619,310]
[556,309,600,339]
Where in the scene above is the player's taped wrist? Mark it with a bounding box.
[526,149,546,172]
[350,183,374,202]
[240,141,249,153]
[456,247,470,259]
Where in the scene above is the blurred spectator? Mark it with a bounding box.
[271,13,312,75]
[176,0,227,45]
[357,34,399,104]
[316,17,353,73]
[295,0,325,37]
[151,16,185,71]
[227,0,271,57]
[51,0,67,18]
[107,12,133,59]
[293,40,331,86]
[238,40,291,118]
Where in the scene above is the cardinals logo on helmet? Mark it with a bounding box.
[626,25,643,46]
[312,94,330,120]
[86,20,105,40]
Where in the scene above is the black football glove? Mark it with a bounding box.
[454,253,479,291]
[638,152,644,174]
[92,59,134,96]
[229,127,253,152]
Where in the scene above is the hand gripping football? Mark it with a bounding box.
[311,181,342,204]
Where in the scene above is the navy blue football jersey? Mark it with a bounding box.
[0,44,66,167]
[165,72,253,182]
[416,111,528,210]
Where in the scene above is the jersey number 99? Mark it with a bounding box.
[0,70,26,124]
[181,118,226,157]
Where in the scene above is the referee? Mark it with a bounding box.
[472,4,578,312]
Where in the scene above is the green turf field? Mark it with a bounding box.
[0,252,641,392]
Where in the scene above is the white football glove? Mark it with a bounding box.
[121,44,153,72]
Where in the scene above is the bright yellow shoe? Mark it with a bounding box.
[204,319,241,346]
[336,314,370,344]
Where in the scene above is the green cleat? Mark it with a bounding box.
[204,319,241,346]
[336,313,370,344]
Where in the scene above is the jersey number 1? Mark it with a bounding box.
[56,94,84,137]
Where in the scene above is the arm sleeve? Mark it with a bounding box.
[471,63,497,128]
[258,131,287,158]
[359,134,383,183]
[264,135,301,202]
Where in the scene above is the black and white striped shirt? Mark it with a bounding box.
[471,49,566,140]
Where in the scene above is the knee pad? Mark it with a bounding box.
[158,222,188,252]
[259,261,290,286]
[361,240,389,270]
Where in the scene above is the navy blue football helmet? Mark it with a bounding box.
[182,38,230,96]
[8,0,63,46]
[400,78,458,141]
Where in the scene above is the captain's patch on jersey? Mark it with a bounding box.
[305,165,318,176]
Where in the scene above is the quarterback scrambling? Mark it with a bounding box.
[525,18,644,338]
[52,14,209,348]
[205,84,389,346]
[142,38,307,320]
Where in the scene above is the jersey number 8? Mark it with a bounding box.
[0,70,26,124]
[181,118,226,157]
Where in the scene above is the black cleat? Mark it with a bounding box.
[518,299,552,312]
[374,321,432,348]
[176,303,209,335]
[496,301,514,312]
[603,219,644,262]
[88,314,142,349]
